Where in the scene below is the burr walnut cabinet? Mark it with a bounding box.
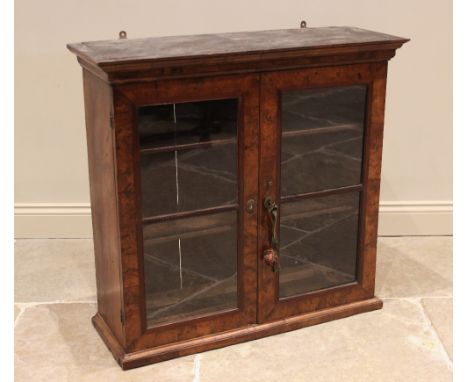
[67,26,408,369]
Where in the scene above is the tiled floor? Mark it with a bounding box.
[14,237,452,382]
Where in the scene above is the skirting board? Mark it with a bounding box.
[14,201,452,238]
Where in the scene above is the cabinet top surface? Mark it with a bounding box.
[67,26,408,67]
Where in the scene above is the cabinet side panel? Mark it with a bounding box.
[82,69,124,345]
[359,62,389,294]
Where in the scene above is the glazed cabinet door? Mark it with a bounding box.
[113,74,259,351]
[258,63,388,322]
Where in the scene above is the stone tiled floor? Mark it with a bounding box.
[14,237,452,381]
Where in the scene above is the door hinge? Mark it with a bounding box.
[109,111,115,129]
[120,309,125,325]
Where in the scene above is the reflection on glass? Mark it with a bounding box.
[140,145,237,217]
[281,85,367,195]
[138,99,238,149]
[139,99,238,217]
[138,99,239,327]
[279,192,360,298]
[143,211,238,326]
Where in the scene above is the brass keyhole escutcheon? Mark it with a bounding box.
[246,199,256,214]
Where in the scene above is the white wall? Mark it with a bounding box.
[14,0,452,237]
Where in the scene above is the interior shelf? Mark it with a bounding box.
[282,123,362,138]
[140,137,236,155]
[140,123,361,155]
[142,203,238,225]
[280,184,362,203]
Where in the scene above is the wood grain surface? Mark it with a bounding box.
[70,27,408,369]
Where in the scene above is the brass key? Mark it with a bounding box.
[263,196,280,272]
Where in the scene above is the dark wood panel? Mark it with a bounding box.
[82,69,125,346]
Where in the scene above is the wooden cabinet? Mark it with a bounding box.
[68,26,408,369]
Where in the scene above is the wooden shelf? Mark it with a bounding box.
[142,203,238,225]
[139,123,361,155]
[140,137,236,155]
[280,184,362,203]
[281,123,361,138]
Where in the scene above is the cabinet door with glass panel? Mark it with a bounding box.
[114,74,259,349]
[258,63,386,322]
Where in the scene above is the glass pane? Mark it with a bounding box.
[279,192,360,298]
[143,210,238,327]
[138,98,239,328]
[140,144,237,217]
[138,99,238,218]
[138,99,238,149]
[281,85,367,196]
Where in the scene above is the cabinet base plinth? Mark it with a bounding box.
[92,297,382,370]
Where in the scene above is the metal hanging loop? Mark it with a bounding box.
[119,30,127,39]
[300,21,307,28]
